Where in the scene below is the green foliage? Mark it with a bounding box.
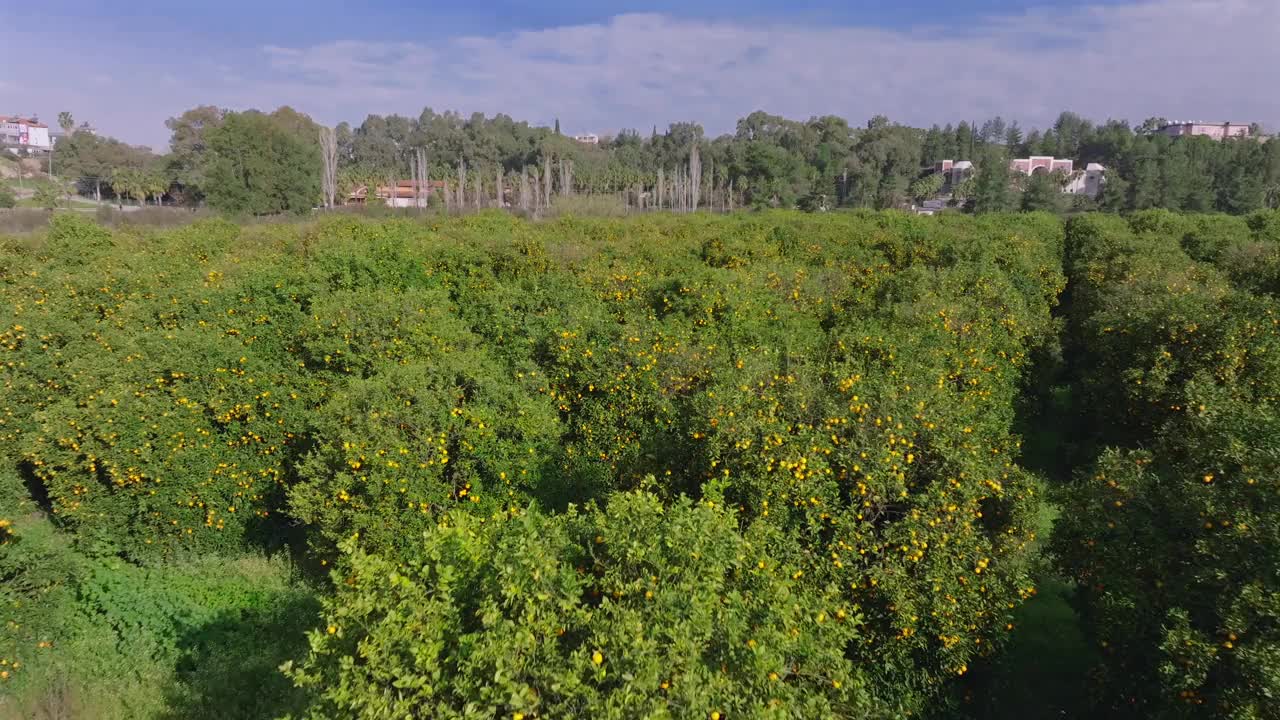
[111,166,148,206]
[1055,214,1280,718]
[0,466,317,719]
[951,577,1096,720]
[12,157,1280,720]
[1020,172,1063,213]
[56,131,154,197]
[0,182,15,209]
[284,492,875,719]
[46,210,115,256]
[17,208,1279,718]
[5,220,316,557]
[972,149,1012,214]
[2,211,1067,714]
[909,172,945,203]
[204,111,321,214]
[33,183,62,210]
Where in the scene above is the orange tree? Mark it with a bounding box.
[284,493,875,719]
[1125,209,1280,297]
[685,212,1064,695]
[277,211,1065,714]
[3,211,1065,713]
[3,216,320,556]
[1055,214,1280,718]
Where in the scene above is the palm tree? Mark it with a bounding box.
[51,112,75,180]
[110,168,146,208]
[145,169,169,206]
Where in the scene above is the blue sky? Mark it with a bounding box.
[16,0,1132,44]
[2,0,1275,148]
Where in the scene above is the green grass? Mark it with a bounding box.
[0,491,320,720]
[949,389,1098,720]
[947,574,1095,720]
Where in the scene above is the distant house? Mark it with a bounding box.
[347,180,447,208]
[933,159,974,189]
[0,116,51,152]
[1010,156,1073,176]
[573,133,599,145]
[1156,121,1251,140]
[1062,163,1106,198]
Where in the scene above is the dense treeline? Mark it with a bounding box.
[3,210,1280,718]
[36,107,1280,216]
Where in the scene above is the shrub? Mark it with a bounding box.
[284,492,877,719]
[4,211,1065,709]
[1056,214,1280,717]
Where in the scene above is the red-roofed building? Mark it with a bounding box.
[347,180,447,207]
[0,116,52,151]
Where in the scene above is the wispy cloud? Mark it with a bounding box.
[2,0,1276,148]
[256,1,1279,135]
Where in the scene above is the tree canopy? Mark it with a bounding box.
[202,110,321,214]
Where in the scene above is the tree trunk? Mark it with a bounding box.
[413,148,428,211]
[689,143,701,212]
[457,162,467,209]
[710,164,716,212]
[495,167,503,209]
[318,126,338,208]
[543,158,552,208]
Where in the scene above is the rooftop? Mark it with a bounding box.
[1159,120,1250,127]
[0,116,47,128]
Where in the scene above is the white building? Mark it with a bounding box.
[573,133,599,145]
[932,160,974,190]
[0,116,52,152]
[1062,163,1106,198]
[1010,156,1074,175]
[1156,121,1251,141]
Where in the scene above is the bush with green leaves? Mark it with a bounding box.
[1055,214,1280,718]
[3,219,319,557]
[1,463,317,719]
[3,211,1068,712]
[284,492,878,719]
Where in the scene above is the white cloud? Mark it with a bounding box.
[2,0,1276,147]
[254,0,1278,137]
